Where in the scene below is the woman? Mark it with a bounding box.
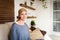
[10,8,31,40]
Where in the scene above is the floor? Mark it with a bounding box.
[50,35,60,40]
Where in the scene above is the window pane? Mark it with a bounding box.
[53,23,60,32]
[53,0,60,32]
[54,11,60,21]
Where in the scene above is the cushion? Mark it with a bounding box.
[30,28,44,40]
[30,27,46,36]
[0,24,10,40]
[0,22,13,40]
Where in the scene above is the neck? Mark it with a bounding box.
[17,19,25,25]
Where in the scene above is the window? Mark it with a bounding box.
[0,0,14,24]
[53,0,60,32]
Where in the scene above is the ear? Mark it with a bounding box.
[17,16,21,19]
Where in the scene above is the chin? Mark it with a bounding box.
[21,18,26,21]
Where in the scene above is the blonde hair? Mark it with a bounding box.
[17,8,27,21]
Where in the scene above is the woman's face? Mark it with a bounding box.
[20,11,27,21]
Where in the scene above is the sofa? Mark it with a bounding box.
[0,22,52,40]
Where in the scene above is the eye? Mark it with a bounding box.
[21,14,24,15]
[25,13,27,15]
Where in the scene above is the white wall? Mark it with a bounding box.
[14,0,53,35]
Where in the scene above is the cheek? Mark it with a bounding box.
[25,15,27,17]
[21,15,27,18]
[20,13,27,18]
[25,15,27,18]
[21,15,23,18]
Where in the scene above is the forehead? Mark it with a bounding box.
[19,8,27,12]
[21,11,27,13]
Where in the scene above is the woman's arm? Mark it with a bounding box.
[10,24,18,40]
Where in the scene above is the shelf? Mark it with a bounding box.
[27,16,36,19]
[20,2,36,10]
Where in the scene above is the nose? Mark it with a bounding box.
[23,14,27,17]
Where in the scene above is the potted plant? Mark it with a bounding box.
[30,20,36,31]
[30,0,47,8]
[30,0,35,6]
[31,20,35,27]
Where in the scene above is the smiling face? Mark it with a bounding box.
[20,11,27,21]
[18,8,27,21]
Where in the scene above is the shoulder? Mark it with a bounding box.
[11,23,18,29]
[25,23,28,26]
[12,23,16,27]
[24,23,30,28]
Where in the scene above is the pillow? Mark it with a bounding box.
[0,24,10,40]
[30,26,46,36]
[5,22,13,27]
[0,22,13,40]
[30,28,44,40]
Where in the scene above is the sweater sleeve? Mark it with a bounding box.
[10,24,18,40]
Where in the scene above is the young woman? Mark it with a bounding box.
[10,8,31,40]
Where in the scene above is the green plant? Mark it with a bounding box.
[39,0,45,2]
[30,1,34,6]
[30,0,35,6]
[30,0,47,8]
[31,0,35,2]
[31,20,35,26]
[30,20,36,31]
[40,0,47,8]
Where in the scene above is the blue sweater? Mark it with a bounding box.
[10,23,31,40]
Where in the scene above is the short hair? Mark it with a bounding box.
[17,8,27,21]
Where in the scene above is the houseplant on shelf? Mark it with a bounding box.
[39,0,47,8]
[30,0,47,8]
